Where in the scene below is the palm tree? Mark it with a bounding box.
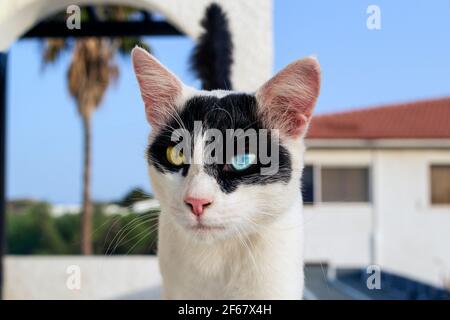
[42,6,150,254]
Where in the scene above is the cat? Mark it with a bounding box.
[131,46,320,299]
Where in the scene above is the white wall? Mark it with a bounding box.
[375,150,450,288]
[4,256,161,299]
[303,150,373,267]
[303,147,450,289]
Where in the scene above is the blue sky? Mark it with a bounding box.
[6,1,450,203]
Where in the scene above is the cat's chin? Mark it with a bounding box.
[180,223,232,242]
[188,223,226,235]
[189,224,225,232]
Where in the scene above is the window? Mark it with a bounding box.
[300,165,370,204]
[430,165,450,204]
[301,165,314,204]
[321,167,370,202]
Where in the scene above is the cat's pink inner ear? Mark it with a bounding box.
[132,47,182,126]
[256,57,321,138]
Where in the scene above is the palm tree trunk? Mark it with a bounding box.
[81,114,93,255]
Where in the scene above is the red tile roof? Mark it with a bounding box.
[307,97,450,139]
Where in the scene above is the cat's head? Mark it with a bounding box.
[132,47,320,242]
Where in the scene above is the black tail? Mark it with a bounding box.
[190,3,233,90]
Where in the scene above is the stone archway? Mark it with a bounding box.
[0,0,273,90]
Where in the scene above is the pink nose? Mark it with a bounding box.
[184,197,213,216]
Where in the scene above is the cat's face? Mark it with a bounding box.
[132,47,320,242]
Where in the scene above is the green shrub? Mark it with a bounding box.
[6,201,159,255]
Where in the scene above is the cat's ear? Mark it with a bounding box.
[132,47,183,127]
[256,57,320,138]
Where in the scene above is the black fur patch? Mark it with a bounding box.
[190,3,233,90]
[147,94,292,193]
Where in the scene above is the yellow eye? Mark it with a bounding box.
[166,146,185,166]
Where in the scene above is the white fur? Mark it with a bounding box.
[150,131,306,299]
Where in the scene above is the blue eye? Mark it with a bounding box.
[230,153,256,171]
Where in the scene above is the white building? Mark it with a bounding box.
[303,97,450,289]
